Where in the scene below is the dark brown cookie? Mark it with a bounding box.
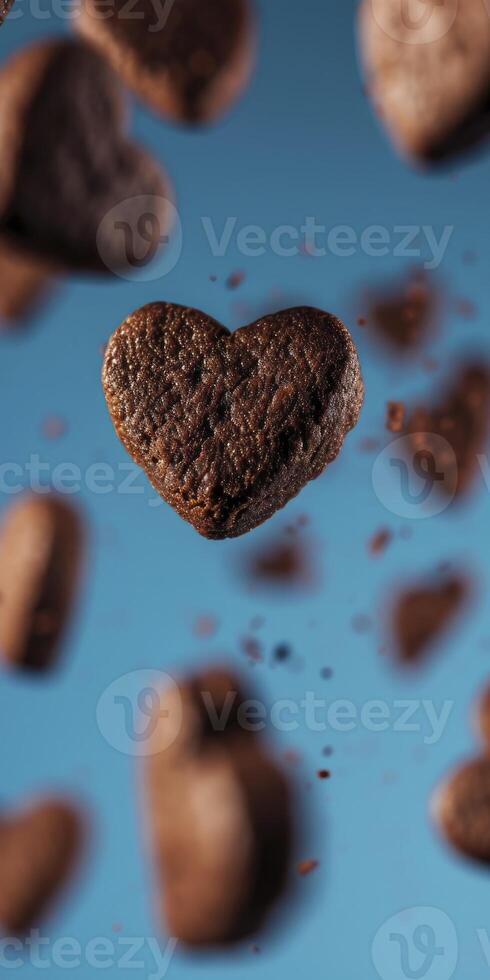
[102,303,363,539]
[0,39,170,271]
[75,0,255,123]
[433,758,490,862]
[407,362,490,498]
[358,0,490,162]
[144,668,293,945]
[0,240,55,326]
[0,798,83,934]
[0,494,83,672]
[0,0,14,23]
[391,573,469,664]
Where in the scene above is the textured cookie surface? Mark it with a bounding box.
[102,303,363,538]
[0,798,82,934]
[145,668,292,945]
[433,758,490,862]
[359,0,490,161]
[0,39,169,271]
[0,494,83,671]
[0,0,13,22]
[76,0,255,122]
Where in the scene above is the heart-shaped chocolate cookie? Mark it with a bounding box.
[0,39,170,272]
[358,0,490,162]
[0,798,83,934]
[75,0,255,123]
[102,303,363,538]
[145,668,293,944]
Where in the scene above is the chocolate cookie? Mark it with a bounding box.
[0,494,83,671]
[358,0,490,162]
[0,0,14,23]
[0,798,83,934]
[0,240,55,325]
[433,758,490,862]
[75,0,255,123]
[407,363,490,498]
[391,572,468,664]
[144,668,293,945]
[102,304,363,538]
[0,39,170,271]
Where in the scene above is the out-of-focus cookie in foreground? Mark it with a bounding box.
[143,668,294,945]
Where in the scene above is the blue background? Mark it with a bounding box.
[1,0,490,976]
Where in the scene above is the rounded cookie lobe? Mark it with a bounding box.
[0,39,170,271]
[0,493,84,671]
[102,303,364,539]
[358,0,490,162]
[432,758,490,862]
[75,0,256,123]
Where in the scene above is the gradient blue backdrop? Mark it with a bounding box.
[1,0,490,977]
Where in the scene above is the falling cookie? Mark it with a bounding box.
[407,362,490,499]
[0,494,84,672]
[144,668,293,944]
[0,39,170,272]
[0,798,83,934]
[358,0,490,162]
[75,0,256,123]
[391,572,469,664]
[432,758,490,863]
[102,303,363,538]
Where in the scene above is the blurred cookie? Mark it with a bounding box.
[0,240,55,326]
[0,798,83,934]
[432,758,490,862]
[407,362,490,499]
[75,0,255,123]
[0,39,170,272]
[102,303,363,538]
[391,572,469,664]
[144,668,293,945]
[358,0,490,162]
[474,683,490,749]
[0,494,83,672]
